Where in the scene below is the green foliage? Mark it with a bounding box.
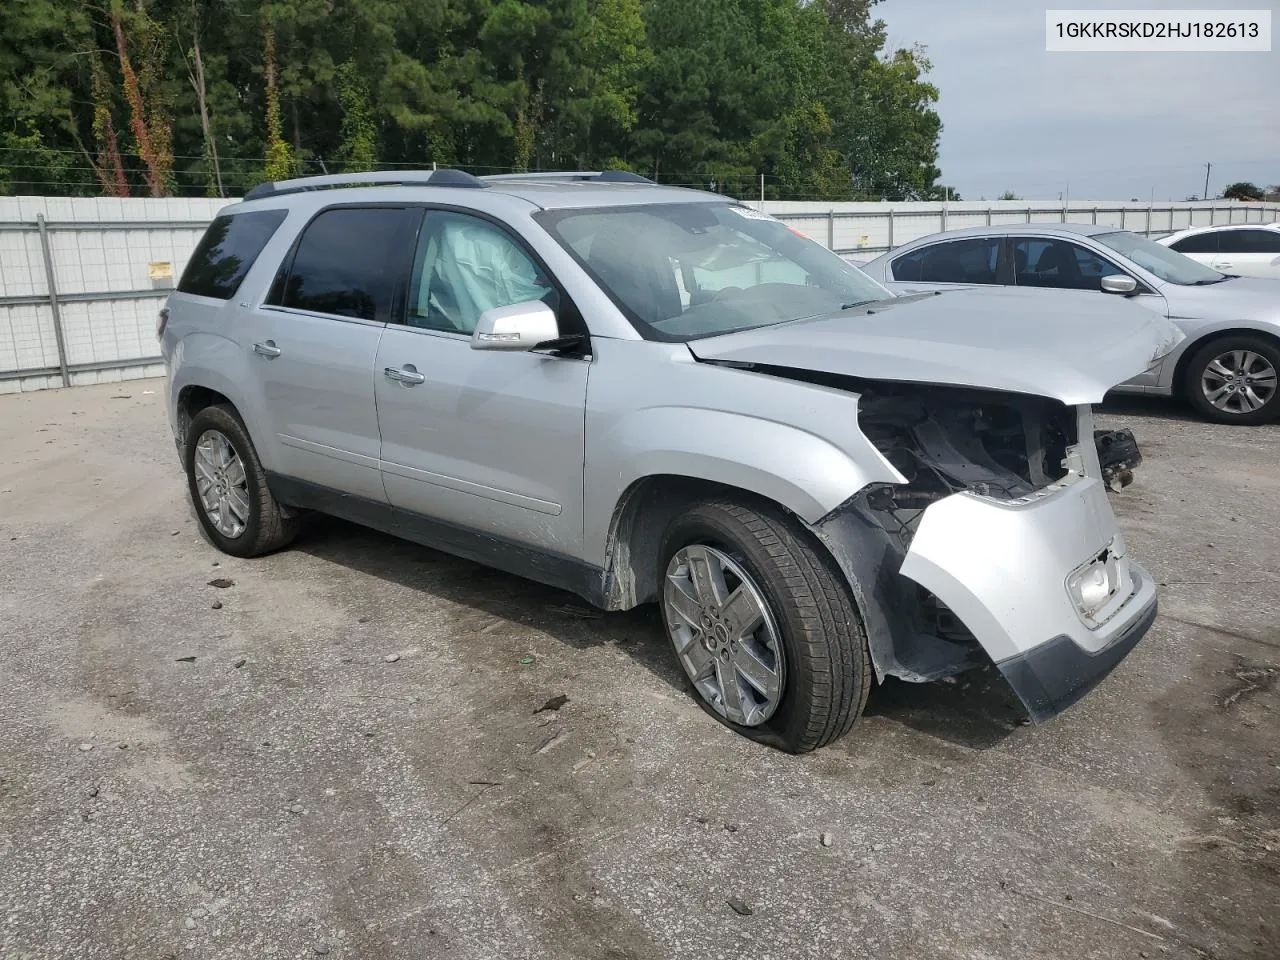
[336,61,378,172]
[1222,181,1263,201]
[0,0,944,199]
[998,190,1020,200]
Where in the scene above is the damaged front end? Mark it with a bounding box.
[812,380,1157,722]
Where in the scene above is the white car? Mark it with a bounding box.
[1158,223,1280,280]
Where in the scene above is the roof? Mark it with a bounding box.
[902,222,1121,240]
[238,168,728,212]
[483,178,727,210]
[1162,222,1280,240]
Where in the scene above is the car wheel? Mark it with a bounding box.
[184,404,299,557]
[658,499,871,753]
[1183,335,1280,424]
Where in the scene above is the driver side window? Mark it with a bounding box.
[1012,237,1124,292]
[406,211,559,334]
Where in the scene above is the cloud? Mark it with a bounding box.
[876,0,1280,199]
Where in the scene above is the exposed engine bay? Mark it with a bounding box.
[854,382,1080,552]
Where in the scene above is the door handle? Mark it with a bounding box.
[252,340,281,358]
[384,365,426,385]
[1214,261,1234,270]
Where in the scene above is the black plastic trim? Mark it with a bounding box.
[996,585,1158,723]
[265,473,607,606]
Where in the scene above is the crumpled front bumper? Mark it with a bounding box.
[898,472,1158,721]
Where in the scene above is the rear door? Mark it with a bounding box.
[885,236,1007,294]
[1210,228,1280,279]
[1166,230,1219,270]
[373,208,590,552]
[250,205,418,501]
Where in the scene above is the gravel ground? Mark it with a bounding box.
[0,379,1276,960]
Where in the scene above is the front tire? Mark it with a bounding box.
[1183,335,1280,424]
[658,499,871,753]
[184,404,298,557]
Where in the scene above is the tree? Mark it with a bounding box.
[1223,181,1264,201]
[998,190,1019,200]
[0,0,946,200]
[336,60,377,172]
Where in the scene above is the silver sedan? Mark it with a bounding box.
[860,223,1280,424]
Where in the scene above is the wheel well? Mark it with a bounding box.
[176,385,232,444]
[602,475,809,610]
[1172,328,1280,395]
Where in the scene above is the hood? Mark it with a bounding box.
[687,287,1184,405]
[1161,275,1280,323]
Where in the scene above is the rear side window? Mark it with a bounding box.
[1169,232,1219,254]
[178,210,287,299]
[1218,229,1280,253]
[274,207,420,322]
[892,237,1001,283]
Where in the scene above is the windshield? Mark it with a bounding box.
[1094,230,1226,285]
[537,202,893,340]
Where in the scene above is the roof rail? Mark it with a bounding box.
[480,171,656,185]
[244,168,483,202]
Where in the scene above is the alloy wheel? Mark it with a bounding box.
[663,544,785,727]
[1201,349,1278,415]
[193,429,250,539]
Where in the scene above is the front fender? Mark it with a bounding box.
[611,408,894,522]
[581,340,903,569]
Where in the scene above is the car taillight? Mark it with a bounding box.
[157,306,170,340]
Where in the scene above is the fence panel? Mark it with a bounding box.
[1,195,1276,392]
[0,196,226,393]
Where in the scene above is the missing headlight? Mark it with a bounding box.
[856,383,1078,548]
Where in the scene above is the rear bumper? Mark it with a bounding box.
[996,568,1157,721]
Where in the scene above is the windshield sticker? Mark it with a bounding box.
[730,206,779,222]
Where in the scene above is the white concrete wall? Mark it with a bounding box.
[761,199,1280,256]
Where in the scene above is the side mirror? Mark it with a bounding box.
[470,300,559,351]
[1100,274,1138,295]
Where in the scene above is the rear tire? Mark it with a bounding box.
[184,404,298,557]
[658,499,871,753]
[1183,335,1280,425]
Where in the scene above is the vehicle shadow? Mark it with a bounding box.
[864,666,1026,750]
[292,514,689,695]
[291,514,1030,749]
[1096,393,1201,424]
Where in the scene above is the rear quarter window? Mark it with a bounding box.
[178,209,288,299]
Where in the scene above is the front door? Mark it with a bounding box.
[1007,235,1170,389]
[373,209,590,553]
[249,205,419,501]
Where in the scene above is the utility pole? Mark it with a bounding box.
[1203,162,1211,201]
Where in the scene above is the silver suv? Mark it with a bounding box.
[161,169,1177,753]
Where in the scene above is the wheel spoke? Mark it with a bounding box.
[733,643,780,702]
[687,546,728,607]
[665,575,703,627]
[1205,357,1234,380]
[1241,386,1266,411]
[721,585,764,640]
[225,486,251,522]
[224,456,246,487]
[1205,382,1232,404]
[1230,350,1246,373]
[214,435,233,468]
[714,659,745,720]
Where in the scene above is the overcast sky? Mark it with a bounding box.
[875,0,1279,201]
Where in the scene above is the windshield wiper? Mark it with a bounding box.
[840,299,877,310]
[1190,276,1231,285]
